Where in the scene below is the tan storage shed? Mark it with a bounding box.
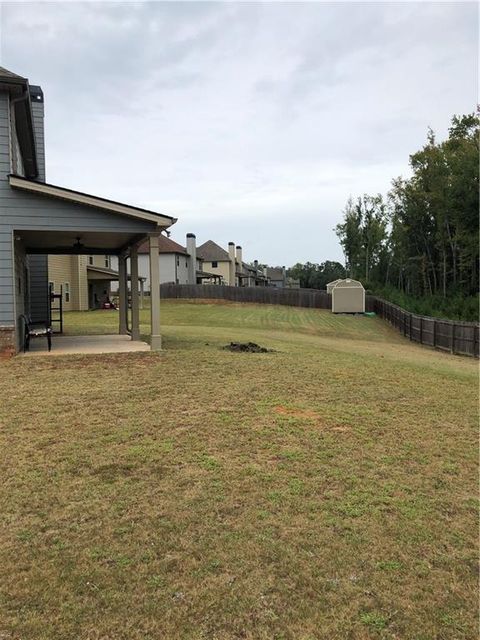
[326,279,343,294]
[332,279,365,313]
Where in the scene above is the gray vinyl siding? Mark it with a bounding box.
[14,240,27,349]
[28,255,49,323]
[0,91,14,328]
[25,99,47,320]
[31,100,45,181]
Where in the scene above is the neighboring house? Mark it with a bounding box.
[111,232,214,292]
[112,234,189,292]
[266,266,287,288]
[197,240,268,287]
[236,255,269,287]
[48,254,119,311]
[265,266,300,289]
[0,65,175,356]
[197,240,234,285]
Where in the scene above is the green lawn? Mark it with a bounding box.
[0,301,478,639]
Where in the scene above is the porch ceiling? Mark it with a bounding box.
[16,230,146,254]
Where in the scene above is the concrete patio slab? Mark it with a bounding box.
[20,334,150,356]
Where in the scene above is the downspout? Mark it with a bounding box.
[11,87,38,179]
[11,88,29,109]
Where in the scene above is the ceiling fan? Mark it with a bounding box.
[72,236,85,253]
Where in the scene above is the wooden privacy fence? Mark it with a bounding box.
[373,298,479,358]
[160,284,479,357]
[160,283,338,309]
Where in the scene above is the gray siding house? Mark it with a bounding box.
[0,66,176,356]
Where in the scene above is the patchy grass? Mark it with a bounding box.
[63,299,399,342]
[0,300,478,639]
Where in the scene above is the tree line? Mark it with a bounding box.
[287,261,346,290]
[334,113,479,320]
[286,114,478,320]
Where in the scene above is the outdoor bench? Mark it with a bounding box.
[21,315,52,352]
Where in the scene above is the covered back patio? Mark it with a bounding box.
[5,176,176,355]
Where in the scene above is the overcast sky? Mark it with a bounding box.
[0,1,477,265]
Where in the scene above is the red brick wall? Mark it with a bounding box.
[0,327,16,358]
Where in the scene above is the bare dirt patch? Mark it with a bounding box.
[224,342,273,353]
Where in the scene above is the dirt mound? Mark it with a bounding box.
[224,342,272,353]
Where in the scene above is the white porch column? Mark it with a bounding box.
[149,234,161,350]
[139,280,144,310]
[130,246,140,341]
[118,255,128,335]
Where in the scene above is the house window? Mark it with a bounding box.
[185,260,188,268]
[176,256,180,266]
[89,256,94,265]
[104,256,110,268]
[212,261,218,268]
[64,283,70,303]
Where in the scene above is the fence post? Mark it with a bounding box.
[409,314,412,341]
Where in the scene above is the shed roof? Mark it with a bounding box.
[197,240,230,262]
[333,278,364,289]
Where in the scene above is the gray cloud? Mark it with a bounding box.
[0,1,477,265]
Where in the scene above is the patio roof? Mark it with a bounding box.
[9,174,176,255]
[7,175,174,353]
[9,175,176,226]
[196,269,222,279]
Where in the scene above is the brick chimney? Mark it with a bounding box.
[186,233,196,284]
[228,242,236,286]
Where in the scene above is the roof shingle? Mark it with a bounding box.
[0,66,27,82]
[197,240,230,262]
[138,235,188,255]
